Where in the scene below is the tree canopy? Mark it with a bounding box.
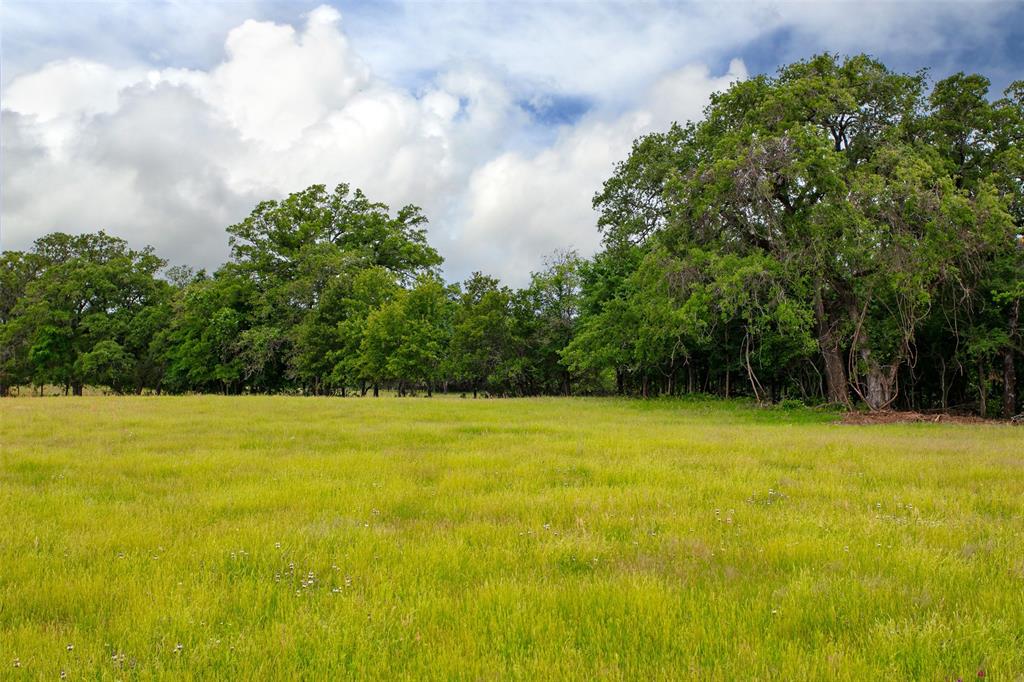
[2,55,1021,416]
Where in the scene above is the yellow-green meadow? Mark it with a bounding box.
[2,396,1022,679]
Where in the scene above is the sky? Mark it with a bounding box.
[2,1,1023,285]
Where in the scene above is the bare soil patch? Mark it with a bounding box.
[837,410,1013,426]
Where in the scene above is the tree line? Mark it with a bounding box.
[2,55,1022,416]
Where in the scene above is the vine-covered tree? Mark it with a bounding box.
[585,54,1021,412]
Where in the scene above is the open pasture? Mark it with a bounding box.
[1,396,1022,679]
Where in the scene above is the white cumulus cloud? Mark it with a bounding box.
[2,5,746,284]
[456,61,748,280]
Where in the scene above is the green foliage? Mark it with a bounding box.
[227,183,441,286]
[447,273,514,394]
[359,274,452,394]
[1,56,1021,414]
[162,270,251,394]
[2,232,169,395]
[581,53,1021,412]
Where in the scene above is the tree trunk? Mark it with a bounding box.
[815,289,850,406]
[860,355,897,411]
[72,382,83,396]
[373,383,379,398]
[1002,349,1015,419]
[845,296,900,411]
[939,357,949,410]
[1004,299,1019,419]
[978,357,988,417]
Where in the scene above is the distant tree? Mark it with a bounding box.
[329,267,401,395]
[562,247,644,395]
[915,74,1024,416]
[359,297,406,393]
[6,232,168,395]
[162,269,252,394]
[2,233,169,393]
[0,250,45,395]
[448,273,514,397]
[370,275,453,396]
[222,183,444,392]
[524,251,584,394]
[227,183,441,287]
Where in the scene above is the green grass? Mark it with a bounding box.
[1,396,1022,679]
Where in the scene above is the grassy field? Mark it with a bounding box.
[1,396,1022,679]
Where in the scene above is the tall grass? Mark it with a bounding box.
[1,396,1022,679]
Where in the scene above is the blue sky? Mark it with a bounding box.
[3,1,1022,283]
